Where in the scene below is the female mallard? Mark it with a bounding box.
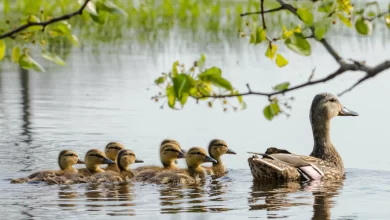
[11,150,84,183]
[248,93,358,181]
[148,147,217,184]
[202,139,236,176]
[133,139,186,181]
[103,142,125,172]
[77,149,115,176]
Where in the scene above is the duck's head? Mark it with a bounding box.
[85,149,115,170]
[104,142,125,161]
[58,150,84,170]
[208,139,236,163]
[160,140,186,166]
[116,149,144,171]
[186,147,217,168]
[310,93,358,121]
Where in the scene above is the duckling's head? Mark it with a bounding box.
[104,142,125,161]
[160,139,181,148]
[116,149,144,171]
[208,139,236,162]
[186,147,217,168]
[160,141,186,167]
[58,150,84,170]
[310,93,358,121]
[85,149,115,170]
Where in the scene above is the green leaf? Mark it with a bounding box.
[97,0,128,16]
[284,33,311,56]
[318,0,334,13]
[263,105,274,120]
[28,15,40,23]
[275,54,288,67]
[172,74,195,104]
[0,40,5,60]
[273,82,290,91]
[69,34,79,47]
[337,13,352,28]
[154,76,166,85]
[265,44,278,60]
[3,0,10,14]
[12,46,21,63]
[198,67,222,80]
[355,17,372,35]
[42,51,65,66]
[210,77,233,91]
[51,21,72,37]
[89,13,104,24]
[81,0,98,16]
[19,54,45,72]
[166,86,176,109]
[197,53,206,71]
[255,27,266,44]
[297,8,314,26]
[263,101,281,121]
[314,19,331,40]
[172,61,179,76]
[385,15,390,29]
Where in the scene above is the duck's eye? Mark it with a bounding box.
[329,99,337,103]
[214,143,224,147]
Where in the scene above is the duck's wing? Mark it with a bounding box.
[248,152,324,181]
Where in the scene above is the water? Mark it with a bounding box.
[1,31,390,219]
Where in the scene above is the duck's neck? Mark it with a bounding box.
[162,160,179,169]
[107,163,119,171]
[86,163,104,174]
[212,155,225,171]
[62,166,77,173]
[310,117,344,170]
[188,165,206,179]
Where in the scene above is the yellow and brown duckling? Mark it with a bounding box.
[116,149,144,179]
[11,150,84,183]
[77,149,115,176]
[103,142,125,172]
[134,139,186,181]
[202,139,236,176]
[248,92,358,181]
[148,147,217,184]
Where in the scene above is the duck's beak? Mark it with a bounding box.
[135,158,144,163]
[178,150,186,159]
[103,157,115,164]
[204,155,217,163]
[77,158,85,164]
[338,107,359,116]
[226,148,237,155]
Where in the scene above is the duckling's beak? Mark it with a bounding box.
[178,150,186,159]
[204,155,218,163]
[338,107,359,116]
[77,158,85,164]
[135,158,144,163]
[226,149,237,154]
[102,158,115,164]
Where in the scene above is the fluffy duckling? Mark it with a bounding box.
[133,139,186,181]
[77,149,115,176]
[11,150,84,184]
[91,149,144,183]
[148,147,217,184]
[103,142,125,172]
[202,139,236,176]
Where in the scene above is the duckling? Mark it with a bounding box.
[77,149,115,176]
[10,150,84,184]
[248,92,358,181]
[148,147,217,184]
[133,139,186,181]
[115,149,144,179]
[103,142,125,172]
[202,139,236,176]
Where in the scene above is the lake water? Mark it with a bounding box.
[1,16,390,219]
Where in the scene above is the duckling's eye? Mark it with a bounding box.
[108,146,122,150]
[164,149,179,153]
[329,98,337,103]
[90,154,104,159]
[64,153,76,157]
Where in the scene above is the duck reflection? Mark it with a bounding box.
[83,182,136,216]
[249,179,344,219]
[58,185,78,208]
[158,184,186,214]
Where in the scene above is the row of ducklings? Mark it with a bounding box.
[11,139,236,185]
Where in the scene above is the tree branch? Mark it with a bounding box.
[0,0,91,39]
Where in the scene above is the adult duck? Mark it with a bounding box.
[248,93,358,181]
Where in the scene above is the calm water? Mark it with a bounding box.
[1,30,390,219]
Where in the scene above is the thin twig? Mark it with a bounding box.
[260,0,267,29]
[0,0,91,39]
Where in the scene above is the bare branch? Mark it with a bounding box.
[0,0,91,39]
[260,0,267,29]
